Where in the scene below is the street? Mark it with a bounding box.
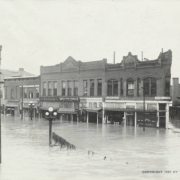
[0,116,180,180]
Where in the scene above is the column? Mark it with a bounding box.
[123,80,126,97]
[118,80,120,97]
[134,103,137,127]
[87,112,89,123]
[103,79,107,96]
[71,114,73,122]
[156,103,159,128]
[166,103,169,129]
[87,79,90,96]
[77,113,79,122]
[124,112,126,126]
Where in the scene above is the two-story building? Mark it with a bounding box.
[4,69,40,118]
[40,50,172,128]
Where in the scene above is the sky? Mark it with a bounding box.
[0,0,180,78]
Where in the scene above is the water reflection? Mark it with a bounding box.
[0,116,180,180]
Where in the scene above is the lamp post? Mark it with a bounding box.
[28,101,35,120]
[45,107,57,146]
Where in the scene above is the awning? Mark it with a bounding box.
[84,108,102,113]
[5,104,18,108]
[57,108,77,114]
[105,108,157,113]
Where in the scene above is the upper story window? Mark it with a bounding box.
[83,80,87,96]
[90,79,94,96]
[107,79,118,96]
[24,87,27,98]
[120,79,123,96]
[68,81,73,96]
[53,81,57,96]
[28,87,34,99]
[165,76,170,96]
[97,79,102,96]
[62,81,66,96]
[127,79,134,96]
[143,77,157,96]
[74,81,78,96]
[48,82,52,96]
[11,89,15,99]
[137,78,141,96]
[36,87,39,98]
[43,82,46,96]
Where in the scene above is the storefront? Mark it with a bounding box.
[4,100,20,116]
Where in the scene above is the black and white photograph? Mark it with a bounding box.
[0,0,180,179]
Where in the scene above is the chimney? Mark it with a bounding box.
[113,51,115,64]
[19,68,24,71]
[172,78,179,106]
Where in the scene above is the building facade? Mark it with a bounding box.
[4,71,40,117]
[40,50,172,128]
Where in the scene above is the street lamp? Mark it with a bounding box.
[45,107,57,146]
[28,101,35,120]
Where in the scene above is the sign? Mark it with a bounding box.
[40,97,59,102]
[155,97,171,100]
[59,97,79,101]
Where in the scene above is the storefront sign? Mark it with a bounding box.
[59,97,79,101]
[155,97,171,100]
[40,97,59,102]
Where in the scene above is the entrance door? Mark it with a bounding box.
[126,115,134,126]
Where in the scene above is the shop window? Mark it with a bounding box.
[143,77,157,96]
[43,82,46,96]
[48,82,52,96]
[97,79,102,96]
[127,79,134,96]
[165,76,170,96]
[90,79,94,96]
[83,80,88,96]
[62,81,66,96]
[74,81,79,96]
[53,81,57,96]
[107,79,118,96]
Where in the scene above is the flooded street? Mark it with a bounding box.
[0,116,180,180]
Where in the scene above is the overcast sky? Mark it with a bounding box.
[0,0,180,79]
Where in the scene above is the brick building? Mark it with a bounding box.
[40,49,172,128]
[4,69,40,117]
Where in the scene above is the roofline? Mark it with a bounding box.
[4,75,40,80]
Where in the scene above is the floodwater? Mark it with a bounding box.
[0,116,180,180]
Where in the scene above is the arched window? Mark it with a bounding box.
[127,79,134,96]
[143,77,157,96]
[107,79,118,96]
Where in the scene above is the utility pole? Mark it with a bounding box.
[143,87,145,131]
[21,85,23,120]
[0,45,2,163]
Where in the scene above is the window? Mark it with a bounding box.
[107,79,118,96]
[137,78,141,96]
[143,77,157,96]
[68,81,73,96]
[36,87,39,98]
[90,79,94,96]
[48,82,52,96]
[11,89,14,99]
[62,81,66,96]
[52,81,57,96]
[83,80,87,96]
[24,87,27,98]
[28,87,34,98]
[43,82,46,96]
[127,79,134,96]
[74,81,78,96]
[97,79,102,96]
[165,76,170,96]
[120,79,123,96]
